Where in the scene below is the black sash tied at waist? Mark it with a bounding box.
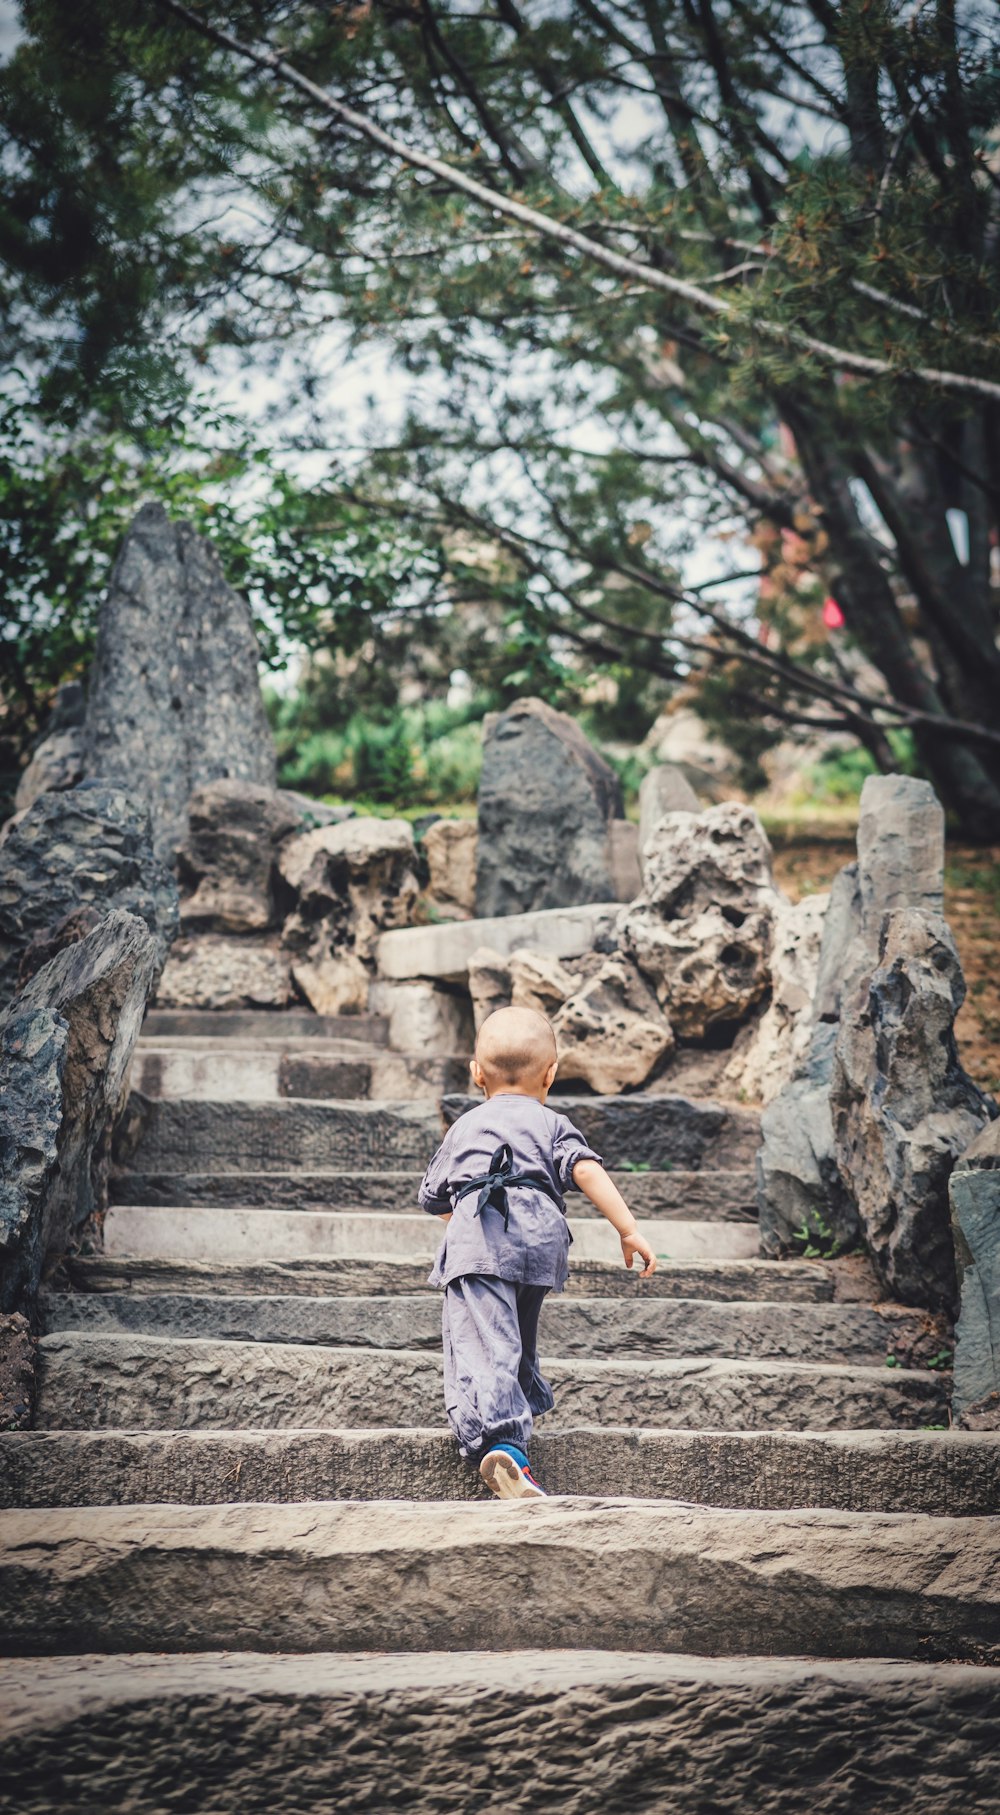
[454,1142,563,1233]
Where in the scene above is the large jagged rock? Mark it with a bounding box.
[177,780,301,934]
[475,698,623,917]
[831,910,995,1312]
[509,949,579,1018]
[0,783,178,1009]
[13,682,86,814]
[280,818,419,1016]
[856,774,944,941]
[726,893,829,1106]
[84,503,276,860]
[154,935,294,1012]
[757,1024,861,1260]
[0,911,159,1315]
[368,980,474,1057]
[950,1119,1000,1428]
[422,819,477,920]
[812,863,863,1023]
[552,954,674,1095]
[637,802,777,919]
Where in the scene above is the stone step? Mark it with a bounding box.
[101,1205,762,1266]
[4,1651,998,1814]
[142,1009,389,1044]
[117,1091,760,1176]
[109,1166,759,1220]
[1,1499,996,1660]
[39,1291,948,1370]
[132,1045,468,1104]
[376,901,622,982]
[68,1252,867,1304]
[5,1426,993,1515]
[34,1332,950,1432]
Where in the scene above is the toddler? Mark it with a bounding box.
[418,1004,657,1499]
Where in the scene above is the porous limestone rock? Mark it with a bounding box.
[422,819,477,920]
[831,910,995,1312]
[949,1119,1000,1428]
[726,893,829,1106]
[757,1024,861,1260]
[638,764,700,868]
[177,780,301,934]
[368,979,474,1057]
[84,502,276,859]
[467,947,513,1033]
[0,911,159,1314]
[856,773,944,941]
[13,682,86,814]
[280,818,419,1015]
[475,698,623,917]
[624,901,772,1038]
[288,953,371,1018]
[509,949,577,1018]
[552,954,674,1094]
[638,802,778,919]
[155,936,293,1012]
[0,783,178,1008]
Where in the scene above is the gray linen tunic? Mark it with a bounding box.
[418,1094,602,1292]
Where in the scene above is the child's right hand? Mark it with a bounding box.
[622,1231,657,1277]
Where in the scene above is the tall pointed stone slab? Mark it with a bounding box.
[84,503,276,860]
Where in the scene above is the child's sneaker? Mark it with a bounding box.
[479,1443,546,1500]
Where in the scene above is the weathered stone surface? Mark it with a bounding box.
[476,697,623,917]
[950,1118,1000,1426]
[290,951,369,1016]
[812,862,863,1023]
[509,948,576,1016]
[625,901,773,1037]
[367,979,474,1055]
[155,936,293,1012]
[638,763,700,866]
[2,1652,998,1815]
[177,780,300,933]
[421,818,477,918]
[0,913,159,1313]
[34,1331,948,1433]
[638,802,777,919]
[13,683,86,814]
[0,783,178,1008]
[1,1496,989,1658]
[727,893,828,1105]
[280,817,418,1010]
[378,902,620,984]
[442,1091,761,1170]
[141,1008,387,1043]
[467,945,512,1030]
[84,503,276,859]
[552,954,674,1094]
[0,1314,35,1431]
[607,818,641,901]
[856,774,944,942]
[116,1095,441,1174]
[757,1024,861,1260]
[832,910,996,1312]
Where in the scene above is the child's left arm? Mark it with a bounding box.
[572,1160,657,1277]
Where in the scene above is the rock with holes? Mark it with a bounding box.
[757,1024,861,1261]
[726,893,829,1106]
[280,818,420,1015]
[422,820,478,920]
[0,783,178,1009]
[638,803,778,920]
[623,901,773,1038]
[467,948,513,1033]
[475,698,623,917]
[83,502,276,860]
[552,954,674,1094]
[509,949,578,1019]
[950,1118,1000,1428]
[831,909,995,1312]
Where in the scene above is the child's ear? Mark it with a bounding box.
[543,1058,558,1089]
[470,1056,485,1091]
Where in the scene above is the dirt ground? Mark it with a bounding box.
[771,836,1000,1096]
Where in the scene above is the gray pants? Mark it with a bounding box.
[441,1275,555,1461]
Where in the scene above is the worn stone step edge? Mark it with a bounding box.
[33,1332,950,1435]
[38,1291,950,1371]
[109,1167,761,1218]
[132,1047,469,1106]
[100,1206,762,1266]
[4,1650,998,1815]
[1,1498,997,1662]
[142,1010,390,1044]
[3,1427,995,1515]
[66,1253,867,1305]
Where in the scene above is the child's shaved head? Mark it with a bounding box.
[474,1005,557,1090]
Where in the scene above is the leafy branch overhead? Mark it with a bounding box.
[2,1,1000,834]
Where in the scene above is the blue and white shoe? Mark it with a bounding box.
[479,1444,546,1500]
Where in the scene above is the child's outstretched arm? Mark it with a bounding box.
[572,1160,657,1277]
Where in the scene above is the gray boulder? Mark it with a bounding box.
[757,1024,861,1259]
[0,783,178,1009]
[856,774,944,941]
[13,681,86,814]
[0,911,159,1315]
[177,779,301,933]
[950,1119,1000,1428]
[475,698,623,917]
[84,502,276,860]
[831,910,995,1312]
[812,863,863,1024]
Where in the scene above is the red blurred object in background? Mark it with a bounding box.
[822,596,845,629]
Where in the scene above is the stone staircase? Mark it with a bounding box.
[2,1009,999,1811]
